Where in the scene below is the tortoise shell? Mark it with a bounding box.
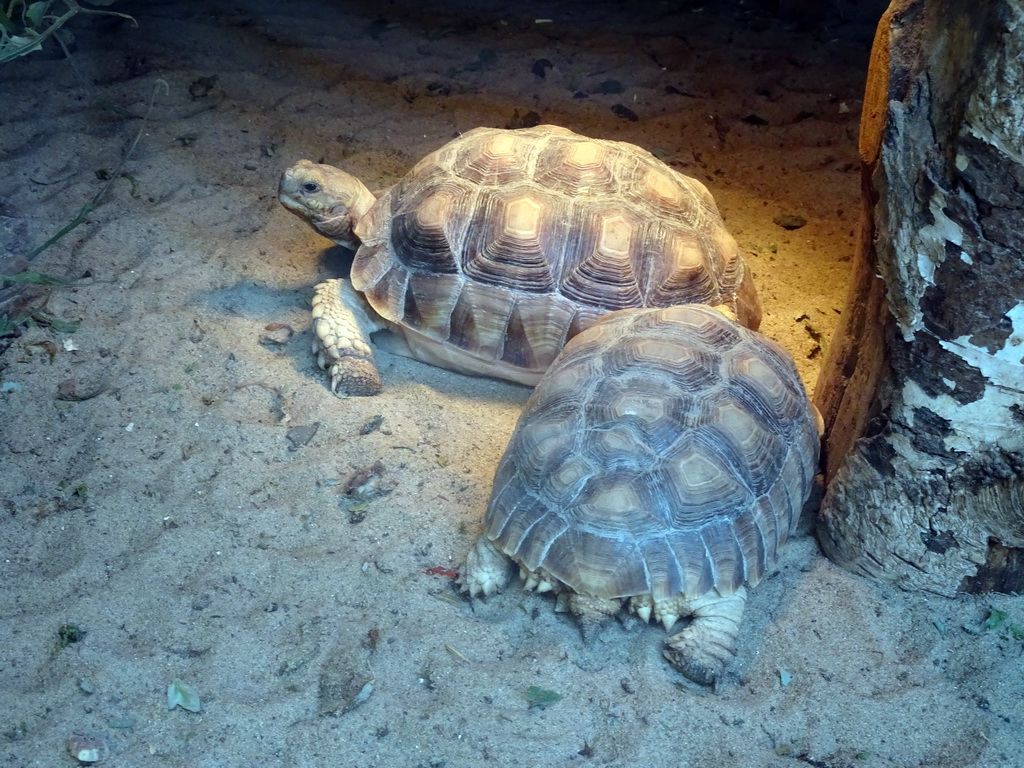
[482,305,820,602]
[351,125,761,381]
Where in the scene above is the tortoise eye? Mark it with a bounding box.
[302,181,320,193]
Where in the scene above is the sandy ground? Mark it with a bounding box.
[2,1,1023,766]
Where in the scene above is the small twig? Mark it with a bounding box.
[26,78,168,261]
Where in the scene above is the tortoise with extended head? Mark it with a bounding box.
[278,125,761,395]
[460,304,821,685]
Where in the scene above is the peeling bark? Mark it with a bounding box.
[814,0,1024,596]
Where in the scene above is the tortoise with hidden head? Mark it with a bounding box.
[460,304,821,685]
[278,124,761,395]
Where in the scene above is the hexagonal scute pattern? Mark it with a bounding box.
[352,125,762,382]
[484,305,820,602]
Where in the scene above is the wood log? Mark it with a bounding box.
[814,0,1024,596]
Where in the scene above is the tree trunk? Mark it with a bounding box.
[814,0,1024,596]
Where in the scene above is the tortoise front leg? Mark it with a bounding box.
[311,278,385,396]
[661,586,747,686]
[459,535,513,598]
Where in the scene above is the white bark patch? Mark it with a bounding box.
[917,193,966,272]
[900,302,1024,453]
[965,0,1024,163]
[941,302,1024,372]
[901,378,1022,453]
[915,251,936,286]
[890,190,963,342]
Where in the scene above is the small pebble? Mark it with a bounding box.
[67,734,107,763]
[774,213,808,230]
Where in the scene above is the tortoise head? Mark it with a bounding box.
[278,160,377,249]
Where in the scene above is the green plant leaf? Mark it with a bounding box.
[167,679,202,712]
[0,0,136,64]
[1,32,42,57]
[525,685,561,709]
[25,2,48,27]
[1,271,73,285]
[981,607,1007,632]
[31,310,80,333]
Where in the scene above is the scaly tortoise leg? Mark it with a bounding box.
[459,536,512,598]
[310,278,385,396]
[661,587,747,686]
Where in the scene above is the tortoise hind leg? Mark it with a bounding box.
[563,593,622,643]
[311,278,385,396]
[661,587,747,686]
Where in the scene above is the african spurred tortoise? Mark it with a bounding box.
[279,125,761,394]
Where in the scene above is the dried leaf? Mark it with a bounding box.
[611,103,638,122]
[444,644,469,663]
[531,58,552,78]
[286,422,320,450]
[594,79,624,94]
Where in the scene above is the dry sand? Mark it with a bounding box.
[1,1,1022,766]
